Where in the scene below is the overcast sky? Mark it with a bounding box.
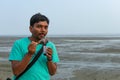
[0,0,120,36]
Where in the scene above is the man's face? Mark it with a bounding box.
[30,21,48,40]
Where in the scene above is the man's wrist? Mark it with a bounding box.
[47,58,52,61]
[27,52,33,57]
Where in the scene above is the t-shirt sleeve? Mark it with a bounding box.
[50,43,60,63]
[9,40,23,61]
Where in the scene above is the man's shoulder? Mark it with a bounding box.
[14,37,29,44]
[16,37,28,41]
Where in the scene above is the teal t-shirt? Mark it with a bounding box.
[9,37,59,80]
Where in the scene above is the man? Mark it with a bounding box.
[9,13,59,80]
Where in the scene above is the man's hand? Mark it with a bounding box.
[46,48,53,61]
[28,41,38,55]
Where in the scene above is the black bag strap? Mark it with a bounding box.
[15,45,44,80]
[6,47,44,80]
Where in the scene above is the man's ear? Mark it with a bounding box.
[29,26,32,33]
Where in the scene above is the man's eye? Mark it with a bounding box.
[45,26,48,29]
[37,26,41,28]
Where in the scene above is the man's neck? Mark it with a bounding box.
[29,36,41,43]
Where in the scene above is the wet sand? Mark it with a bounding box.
[1,63,120,80]
[0,52,12,80]
[51,64,120,80]
[71,68,120,80]
[0,61,12,80]
[0,54,120,80]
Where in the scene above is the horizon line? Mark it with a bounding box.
[1,34,120,37]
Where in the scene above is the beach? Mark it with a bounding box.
[1,53,120,80]
[0,51,12,80]
[0,61,12,80]
[1,36,120,80]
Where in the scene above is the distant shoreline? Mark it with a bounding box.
[1,34,120,37]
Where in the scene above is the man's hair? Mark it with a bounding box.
[30,13,49,26]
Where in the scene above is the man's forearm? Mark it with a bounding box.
[47,61,57,75]
[11,53,32,76]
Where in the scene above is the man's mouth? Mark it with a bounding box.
[39,33,45,37]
